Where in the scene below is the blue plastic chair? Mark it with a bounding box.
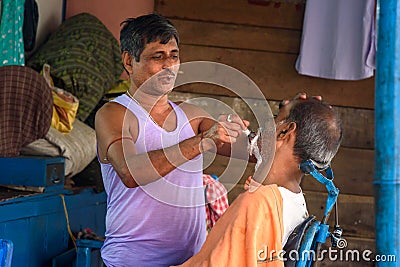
[283,160,346,267]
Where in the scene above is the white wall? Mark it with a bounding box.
[65,0,154,41]
[28,0,154,49]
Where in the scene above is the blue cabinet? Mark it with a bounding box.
[0,189,106,266]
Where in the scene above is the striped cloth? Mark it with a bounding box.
[0,65,52,157]
[203,174,229,232]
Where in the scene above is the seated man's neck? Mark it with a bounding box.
[263,161,303,193]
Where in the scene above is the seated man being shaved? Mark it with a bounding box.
[174,97,343,267]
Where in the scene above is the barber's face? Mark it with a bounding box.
[130,38,180,95]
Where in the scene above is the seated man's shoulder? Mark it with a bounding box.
[247,184,280,196]
[233,184,281,208]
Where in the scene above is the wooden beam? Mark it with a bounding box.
[177,44,375,109]
[302,147,374,196]
[170,92,375,150]
[265,100,374,150]
[155,0,305,30]
[171,94,375,196]
[202,146,374,197]
[171,19,302,54]
[337,107,374,149]
[204,149,373,197]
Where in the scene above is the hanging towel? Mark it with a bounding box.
[295,0,376,80]
[0,0,25,66]
[23,0,39,52]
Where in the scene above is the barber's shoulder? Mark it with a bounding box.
[97,101,127,115]
[96,102,137,124]
[97,101,119,109]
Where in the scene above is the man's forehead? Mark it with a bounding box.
[144,38,178,51]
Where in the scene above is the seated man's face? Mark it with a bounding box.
[131,38,180,95]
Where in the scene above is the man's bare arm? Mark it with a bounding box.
[95,102,243,188]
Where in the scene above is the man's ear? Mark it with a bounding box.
[122,51,134,74]
[277,122,297,140]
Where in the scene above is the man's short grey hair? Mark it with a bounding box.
[286,99,343,170]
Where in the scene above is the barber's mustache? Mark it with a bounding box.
[158,69,176,76]
[157,69,177,79]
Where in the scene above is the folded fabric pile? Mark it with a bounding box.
[0,65,52,157]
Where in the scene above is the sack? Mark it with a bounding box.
[42,64,79,133]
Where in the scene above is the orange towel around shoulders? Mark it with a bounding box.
[175,184,284,267]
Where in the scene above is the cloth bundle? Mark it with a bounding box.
[0,65,52,157]
[41,63,79,134]
[27,13,123,121]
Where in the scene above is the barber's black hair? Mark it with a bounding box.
[120,14,179,62]
[287,99,343,169]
